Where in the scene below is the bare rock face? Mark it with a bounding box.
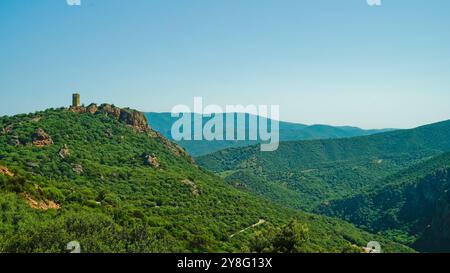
[0,166,14,177]
[32,128,53,147]
[119,108,150,133]
[58,144,71,159]
[68,106,86,114]
[181,179,200,196]
[86,103,98,114]
[68,103,150,133]
[98,104,121,119]
[97,104,150,132]
[24,194,60,210]
[72,164,83,175]
[143,154,160,168]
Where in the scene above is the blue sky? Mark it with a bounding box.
[1,0,450,129]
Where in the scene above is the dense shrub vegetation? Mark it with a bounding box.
[0,108,411,253]
[197,120,450,210]
[197,119,450,252]
[318,153,450,252]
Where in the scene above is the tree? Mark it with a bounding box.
[249,219,310,253]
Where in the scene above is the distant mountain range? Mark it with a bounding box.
[146,112,395,156]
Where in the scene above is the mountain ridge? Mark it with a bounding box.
[146,112,395,156]
[197,119,450,210]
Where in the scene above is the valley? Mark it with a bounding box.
[196,119,450,252]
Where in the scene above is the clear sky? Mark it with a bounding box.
[1,0,450,129]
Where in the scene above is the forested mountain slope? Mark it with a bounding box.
[0,106,411,253]
[197,120,450,210]
[317,152,450,252]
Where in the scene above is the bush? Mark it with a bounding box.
[249,219,310,253]
[43,186,65,203]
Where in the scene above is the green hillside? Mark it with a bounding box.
[146,112,393,156]
[0,106,411,253]
[317,152,450,252]
[197,120,450,210]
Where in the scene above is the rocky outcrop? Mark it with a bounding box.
[118,108,150,133]
[97,104,149,132]
[68,103,150,132]
[24,194,60,210]
[86,103,98,114]
[0,166,14,177]
[32,128,53,147]
[58,144,70,159]
[181,179,200,196]
[68,106,86,114]
[72,164,83,175]
[143,154,160,168]
[98,104,121,119]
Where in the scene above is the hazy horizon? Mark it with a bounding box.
[1,0,450,129]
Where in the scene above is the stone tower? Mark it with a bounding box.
[72,93,80,107]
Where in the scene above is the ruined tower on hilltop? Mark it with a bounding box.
[72,93,80,107]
